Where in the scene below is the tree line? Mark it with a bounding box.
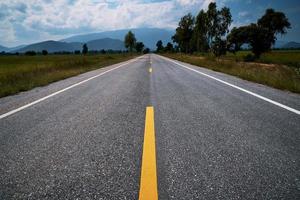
[1,43,131,56]
[124,31,150,54]
[167,2,290,58]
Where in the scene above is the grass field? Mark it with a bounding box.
[163,51,300,93]
[222,50,300,68]
[0,54,137,97]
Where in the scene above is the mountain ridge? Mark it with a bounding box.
[1,28,299,52]
[281,41,300,49]
[0,45,9,52]
[13,38,125,53]
[61,28,174,49]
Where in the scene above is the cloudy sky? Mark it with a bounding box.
[0,0,299,47]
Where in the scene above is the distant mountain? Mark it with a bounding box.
[16,40,75,53]
[0,45,9,52]
[0,45,27,52]
[87,38,125,51]
[272,40,287,49]
[61,28,174,50]
[242,40,300,49]
[14,38,125,53]
[281,41,300,49]
[2,28,173,52]
[8,45,27,52]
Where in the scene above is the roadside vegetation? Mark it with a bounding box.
[124,31,149,54]
[163,52,300,93]
[0,53,137,97]
[0,30,151,98]
[156,2,300,93]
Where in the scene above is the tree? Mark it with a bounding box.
[143,48,150,54]
[249,9,290,58]
[124,31,136,52]
[193,10,209,52]
[227,9,290,58]
[211,37,227,57]
[135,42,145,53]
[172,13,194,53]
[227,26,249,53]
[156,40,164,52]
[165,42,174,52]
[258,9,291,35]
[74,50,80,54]
[172,3,231,54]
[82,44,88,55]
[206,2,232,49]
[25,51,36,56]
[42,50,48,55]
[217,7,232,37]
[206,2,218,47]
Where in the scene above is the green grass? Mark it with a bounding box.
[221,50,300,68]
[0,54,137,97]
[163,52,300,93]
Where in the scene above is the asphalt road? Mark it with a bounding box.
[0,54,299,199]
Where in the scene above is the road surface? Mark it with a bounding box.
[0,54,299,199]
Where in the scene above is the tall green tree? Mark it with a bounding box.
[207,3,232,56]
[165,42,174,52]
[227,9,290,58]
[156,40,164,52]
[211,37,227,57]
[206,2,218,47]
[193,10,209,52]
[206,2,232,56]
[124,31,136,52]
[82,44,88,55]
[227,26,249,53]
[135,42,145,53]
[216,7,232,37]
[173,3,231,55]
[42,50,48,56]
[258,9,291,35]
[143,48,150,54]
[172,13,194,53]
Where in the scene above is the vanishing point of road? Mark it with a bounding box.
[1,54,299,199]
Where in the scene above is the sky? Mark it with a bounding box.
[0,0,299,47]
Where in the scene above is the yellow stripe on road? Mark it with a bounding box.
[139,107,158,200]
[149,68,152,73]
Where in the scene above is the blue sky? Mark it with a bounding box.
[0,0,299,47]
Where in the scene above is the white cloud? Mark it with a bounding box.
[0,22,16,43]
[238,11,249,17]
[0,0,220,46]
[176,0,200,6]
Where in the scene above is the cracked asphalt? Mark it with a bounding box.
[0,54,299,199]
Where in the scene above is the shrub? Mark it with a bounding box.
[42,50,48,55]
[243,54,256,62]
[25,51,37,56]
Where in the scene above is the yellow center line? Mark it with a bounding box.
[149,67,152,73]
[139,106,158,200]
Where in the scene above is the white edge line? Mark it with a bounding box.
[158,55,300,115]
[0,57,140,119]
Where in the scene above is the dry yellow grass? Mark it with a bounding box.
[0,54,137,97]
[163,53,300,93]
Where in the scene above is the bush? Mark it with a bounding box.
[42,50,48,55]
[25,51,37,56]
[243,54,256,62]
[143,48,150,54]
[211,38,227,57]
